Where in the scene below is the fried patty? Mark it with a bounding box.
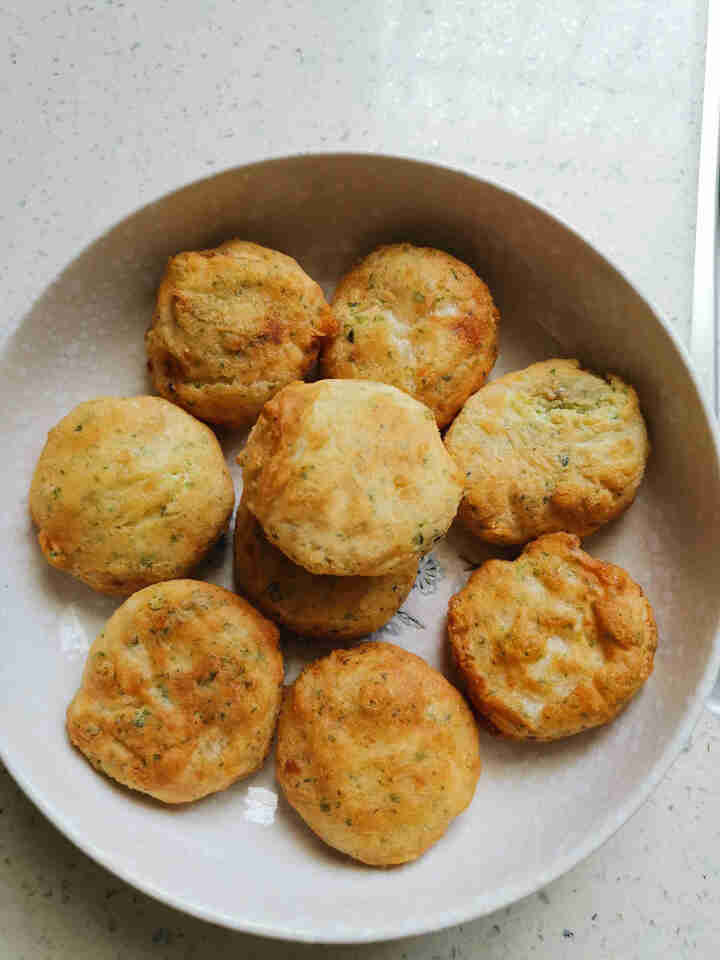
[240,379,463,576]
[447,533,658,741]
[321,243,499,427]
[276,641,481,865]
[67,580,283,803]
[444,359,650,544]
[233,500,417,639]
[146,240,335,427]
[29,396,235,595]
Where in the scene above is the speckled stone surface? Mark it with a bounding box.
[2,1,719,957]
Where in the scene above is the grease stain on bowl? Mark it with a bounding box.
[243,786,278,826]
[57,604,90,658]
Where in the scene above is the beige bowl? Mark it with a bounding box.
[2,154,719,943]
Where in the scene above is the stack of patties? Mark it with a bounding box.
[234,377,464,638]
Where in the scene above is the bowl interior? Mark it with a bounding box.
[2,154,719,942]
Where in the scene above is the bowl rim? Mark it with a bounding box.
[3,150,720,944]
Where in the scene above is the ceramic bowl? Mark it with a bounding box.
[2,154,719,943]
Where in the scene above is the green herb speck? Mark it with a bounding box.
[134,708,151,729]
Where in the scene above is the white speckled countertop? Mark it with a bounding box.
[2,1,719,957]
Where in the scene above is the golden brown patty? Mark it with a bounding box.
[444,359,650,544]
[276,642,480,866]
[233,500,417,639]
[447,533,657,741]
[29,397,235,596]
[66,580,283,803]
[320,243,499,427]
[240,379,463,576]
[146,240,335,427]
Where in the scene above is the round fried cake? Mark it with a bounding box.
[444,359,650,544]
[67,580,283,803]
[233,501,417,639]
[321,243,499,427]
[447,533,658,741]
[29,396,235,596]
[276,642,481,866]
[240,379,463,576]
[146,239,335,427]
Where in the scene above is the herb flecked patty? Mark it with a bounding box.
[233,500,417,639]
[448,533,657,741]
[445,359,649,544]
[240,379,463,576]
[276,642,481,865]
[67,580,283,803]
[30,396,234,595]
[146,239,335,427]
[321,243,499,427]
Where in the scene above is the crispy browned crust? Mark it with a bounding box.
[233,500,417,639]
[239,379,463,576]
[444,359,650,544]
[29,396,235,595]
[276,642,481,866]
[321,243,499,427]
[66,580,283,803]
[146,239,335,427]
[447,533,658,741]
